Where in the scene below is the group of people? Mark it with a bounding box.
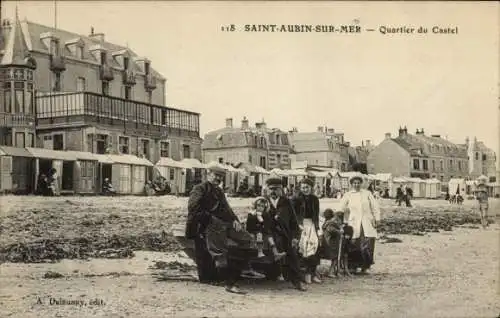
[395,184,413,207]
[35,168,59,196]
[186,163,381,294]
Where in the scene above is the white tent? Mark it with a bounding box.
[448,178,466,196]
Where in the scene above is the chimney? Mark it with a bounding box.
[403,126,408,134]
[89,27,105,42]
[385,133,391,139]
[421,128,424,135]
[255,120,266,130]
[241,116,249,129]
[225,118,233,128]
[398,126,404,137]
[317,126,324,133]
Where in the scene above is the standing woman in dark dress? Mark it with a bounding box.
[292,178,322,284]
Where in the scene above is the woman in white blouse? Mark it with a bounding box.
[340,176,381,274]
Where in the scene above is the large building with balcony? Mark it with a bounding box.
[202,117,291,170]
[367,127,472,182]
[0,15,201,163]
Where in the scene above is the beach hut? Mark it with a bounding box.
[339,171,365,191]
[26,147,78,194]
[425,178,440,199]
[181,158,207,193]
[0,146,35,194]
[93,154,153,195]
[66,151,100,194]
[154,157,186,195]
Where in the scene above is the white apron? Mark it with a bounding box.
[298,219,319,258]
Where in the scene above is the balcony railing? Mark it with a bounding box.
[35,91,200,137]
[145,73,157,90]
[0,112,36,128]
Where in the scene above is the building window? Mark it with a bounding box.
[260,156,266,169]
[76,77,86,91]
[53,72,61,92]
[440,175,444,182]
[440,160,444,171]
[276,154,281,164]
[27,133,34,147]
[169,169,175,180]
[15,132,25,147]
[145,62,150,75]
[432,160,436,171]
[102,81,109,96]
[50,39,60,56]
[330,160,334,167]
[182,145,190,159]
[14,86,24,113]
[119,136,129,154]
[218,157,224,163]
[141,139,150,159]
[449,159,453,169]
[53,134,64,150]
[147,91,153,104]
[160,142,169,158]
[96,134,108,154]
[475,152,479,160]
[458,161,462,171]
[123,57,129,70]
[248,154,252,163]
[413,159,420,170]
[124,86,131,100]
[482,154,486,161]
[422,159,428,171]
[100,51,107,65]
[77,46,84,59]
[3,87,11,113]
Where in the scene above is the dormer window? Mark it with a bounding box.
[50,39,60,56]
[145,62,150,75]
[124,57,130,70]
[76,46,84,59]
[100,52,107,65]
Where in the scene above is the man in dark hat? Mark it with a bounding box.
[187,163,249,294]
[264,177,307,291]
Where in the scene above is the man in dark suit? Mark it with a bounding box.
[186,163,248,294]
[265,177,307,291]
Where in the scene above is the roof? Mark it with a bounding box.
[26,147,77,161]
[1,13,34,67]
[181,158,206,169]
[289,132,329,152]
[106,154,153,166]
[392,133,468,158]
[66,151,99,161]
[0,146,34,157]
[203,127,252,149]
[2,18,165,80]
[155,157,185,168]
[391,138,425,157]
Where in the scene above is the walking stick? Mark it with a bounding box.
[336,227,343,276]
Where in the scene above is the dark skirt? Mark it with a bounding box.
[348,225,376,270]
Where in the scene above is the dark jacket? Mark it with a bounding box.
[291,193,320,232]
[186,181,239,239]
[246,212,273,235]
[266,196,300,242]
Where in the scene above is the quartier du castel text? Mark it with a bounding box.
[242,24,458,34]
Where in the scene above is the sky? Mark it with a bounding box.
[2,1,499,150]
